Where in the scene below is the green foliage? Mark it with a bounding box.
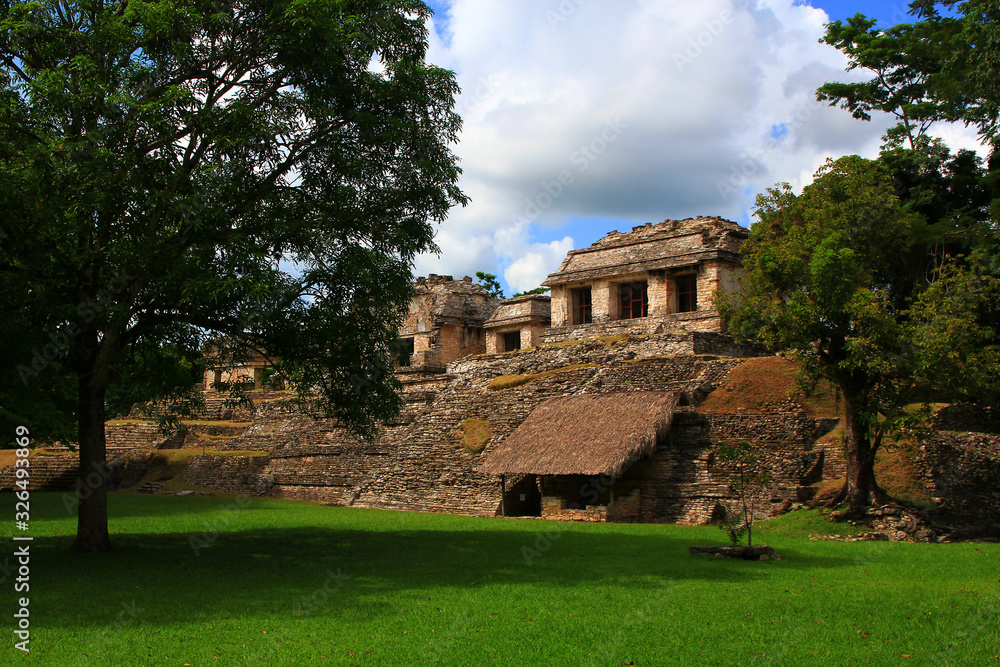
[716,440,771,547]
[0,0,467,549]
[512,287,550,297]
[804,2,1000,513]
[719,150,999,515]
[718,156,928,514]
[819,2,1000,215]
[475,271,505,299]
[718,505,748,547]
[907,250,1000,406]
[817,13,954,149]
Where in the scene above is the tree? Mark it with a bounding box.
[816,13,957,151]
[818,2,1000,215]
[716,440,771,547]
[512,286,549,297]
[474,271,504,299]
[0,0,467,552]
[717,156,931,516]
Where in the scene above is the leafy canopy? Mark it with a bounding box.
[0,0,467,549]
[0,0,467,441]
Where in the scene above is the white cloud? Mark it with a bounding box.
[504,236,575,293]
[417,0,989,294]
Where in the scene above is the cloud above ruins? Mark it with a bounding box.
[413,0,987,294]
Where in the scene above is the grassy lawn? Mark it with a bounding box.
[2,493,998,666]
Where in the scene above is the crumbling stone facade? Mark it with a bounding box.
[90,333,852,524]
[9,216,996,535]
[202,350,275,391]
[398,274,498,369]
[542,216,746,337]
[483,294,551,353]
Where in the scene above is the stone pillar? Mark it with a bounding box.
[648,271,668,318]
[592,278,614,322]
[549,286,568,326]
[699,261,721,311]
[485,332,500,355]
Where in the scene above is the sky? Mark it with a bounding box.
[412,0,986,296]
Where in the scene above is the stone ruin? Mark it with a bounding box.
[6,216,998,538]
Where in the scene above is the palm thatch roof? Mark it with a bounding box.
[482,391,678,478]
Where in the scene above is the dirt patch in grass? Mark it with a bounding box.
[458,418,493,455]
[699,356,841,417]
[487,363,597,391]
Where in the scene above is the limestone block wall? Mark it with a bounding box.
[647,270,669,318]
[617,411,842,525]
[484,296,551,353]
[181,454,271,495]
[919,431,1000,525]
[104,423,164,449]
[539,313,724,343]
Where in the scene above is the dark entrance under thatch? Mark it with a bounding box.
[500,474,541,517]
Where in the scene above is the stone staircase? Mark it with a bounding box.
[0,453,79,492]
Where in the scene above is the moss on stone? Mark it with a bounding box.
[459,418,493,454]
[486,363,598,391]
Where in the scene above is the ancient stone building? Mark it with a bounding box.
[483,294,551,353]
[202,349,276,391]
[9,213,999,537]
[541,216,746,343]
[398,274,498,368]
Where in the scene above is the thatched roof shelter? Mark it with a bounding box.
[482,391,678,478]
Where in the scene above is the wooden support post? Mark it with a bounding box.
[500,475,506,517]
[609,484,615,521]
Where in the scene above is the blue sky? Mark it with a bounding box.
[413,1,984,296]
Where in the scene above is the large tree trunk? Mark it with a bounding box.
[72,371,113,552]
[829,386,886,517]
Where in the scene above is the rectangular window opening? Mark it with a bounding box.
[397,337,415,366]
[617,281,648,319]
[570,287,593,325]
[503,331,521,352]
[676,274,698,313]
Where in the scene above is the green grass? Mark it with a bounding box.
[3,493,998,666]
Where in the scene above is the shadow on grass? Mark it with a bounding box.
[26,518,858,632]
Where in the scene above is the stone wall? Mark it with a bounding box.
[134,333,843,524]
[181,454,271,495]
[919,431,1000,525]
[104,422,168,449]
[618,411,840,524]
[540,312,724,343]
[399,274,498,367]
